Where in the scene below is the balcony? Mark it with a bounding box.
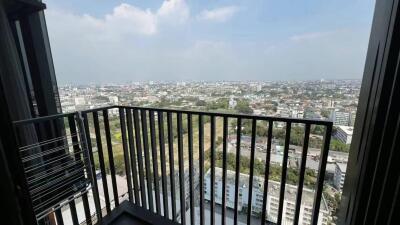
[12,105,332,225]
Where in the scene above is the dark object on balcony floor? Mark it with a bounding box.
[98,201,179,225]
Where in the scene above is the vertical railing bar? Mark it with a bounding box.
[80,112,102,219]
[167,112,177,221]
[188,114,195,225]
[141,109,154,212]
[55,208,64,225]
[126,109,141,205]
[311,124,332,225]
[261,121,273,224]
[68,115,82,161]
[294,124,311,225]
[150,110,161,214]
[199,115,205,225]
[234,117,242,225]
[103,109,119,207]
[221,116,228,225]
[68,115,91,223]
[93,111,111,213]
[133,109,147,209]
[277,122,292,225]
[177,113,186,225]
[158,111,169,218]
[210,115,216,225]
[247,119,257,225]
[82,195,91,224]
[119,108,134,202]
[69,201,79,225]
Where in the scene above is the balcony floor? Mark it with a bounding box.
[98,201,179,225]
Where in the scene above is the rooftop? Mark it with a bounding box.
[336,162,348,173]
[338,126,354,135]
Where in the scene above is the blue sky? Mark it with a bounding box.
[44,0,375,84]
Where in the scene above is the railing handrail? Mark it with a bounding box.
[13,104,333,126]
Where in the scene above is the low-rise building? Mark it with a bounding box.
[229,97,237,109]
[335,126,353,144]
[204,168,329,225]
[330,111,352,126]
[334,162,347,191]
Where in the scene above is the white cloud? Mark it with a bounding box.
[103,3,157,35]
[198,6,239,22]
[47,0,189,37]
[289,31,332,42]
[157,0,189,24]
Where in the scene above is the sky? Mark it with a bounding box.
[44,0,376,84]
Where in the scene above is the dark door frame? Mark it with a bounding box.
[339,0,400,224]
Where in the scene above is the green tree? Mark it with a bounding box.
[235,100,253,114]
[321,110,331,119]
[196,100,207,106]
[311,125,325,135]
[206,98,229,110]
[241,120,268,136]
[330,139,350,152]
[207,151,317,188]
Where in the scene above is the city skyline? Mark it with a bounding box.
[58,78,362,86]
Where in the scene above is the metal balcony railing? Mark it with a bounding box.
[12,105,332,225]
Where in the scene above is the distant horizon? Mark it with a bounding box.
[58,78,362,86]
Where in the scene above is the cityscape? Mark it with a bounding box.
[58,79,359,225]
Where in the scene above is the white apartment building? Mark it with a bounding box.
[335,126,353,144]
[229,97,237,109]
[330,111,352,126]
[61,101,76,113]
[109,96,119,104]
[204,168,329,225]
[74,96,86,106]
[334,163,347,191]
[290,109,304,118]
